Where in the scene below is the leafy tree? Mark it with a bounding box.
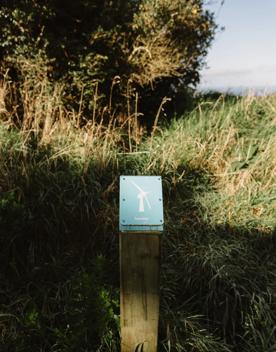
[0,0,216,121]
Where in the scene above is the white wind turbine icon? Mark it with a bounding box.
[131,181,152,213]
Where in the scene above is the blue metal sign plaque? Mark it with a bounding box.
[119,176,164,233]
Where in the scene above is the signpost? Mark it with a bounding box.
[119,176,164,352]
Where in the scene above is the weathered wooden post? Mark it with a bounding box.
[119,176,164,352]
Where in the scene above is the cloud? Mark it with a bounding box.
[200,66,276,88]
[204,68,254,77]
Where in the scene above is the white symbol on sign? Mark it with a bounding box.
[131,181,152,213]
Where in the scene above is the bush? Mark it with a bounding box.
[0,0,216,122]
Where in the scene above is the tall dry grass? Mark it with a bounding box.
[0,65,275,351]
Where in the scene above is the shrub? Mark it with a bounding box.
[0,0,216,122]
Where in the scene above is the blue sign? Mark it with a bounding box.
[119,176,164,233]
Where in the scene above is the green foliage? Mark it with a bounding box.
[131,0,215,85]
[0,0,216,120]
[50,269,119,351]
[0,95,275,350]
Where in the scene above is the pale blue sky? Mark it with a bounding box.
[199,0,276,92]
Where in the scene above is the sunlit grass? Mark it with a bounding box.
[0,88,275,351]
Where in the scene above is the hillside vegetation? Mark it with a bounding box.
[0,0,215,122]
[0,85,275,351]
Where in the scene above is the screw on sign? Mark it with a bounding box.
[119,176,164,352]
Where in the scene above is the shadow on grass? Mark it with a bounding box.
[0,143,275,351]
[0,141,120,351]
[160,167,276,351]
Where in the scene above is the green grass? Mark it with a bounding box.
[0,94,275,351]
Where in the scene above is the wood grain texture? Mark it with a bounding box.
[120,233,160,352]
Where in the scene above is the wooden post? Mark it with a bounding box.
[119,176,164,352]
[120,233,160,352]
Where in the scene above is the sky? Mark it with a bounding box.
[199,0,276,93]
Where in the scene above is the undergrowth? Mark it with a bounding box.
[0,84,275,351]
